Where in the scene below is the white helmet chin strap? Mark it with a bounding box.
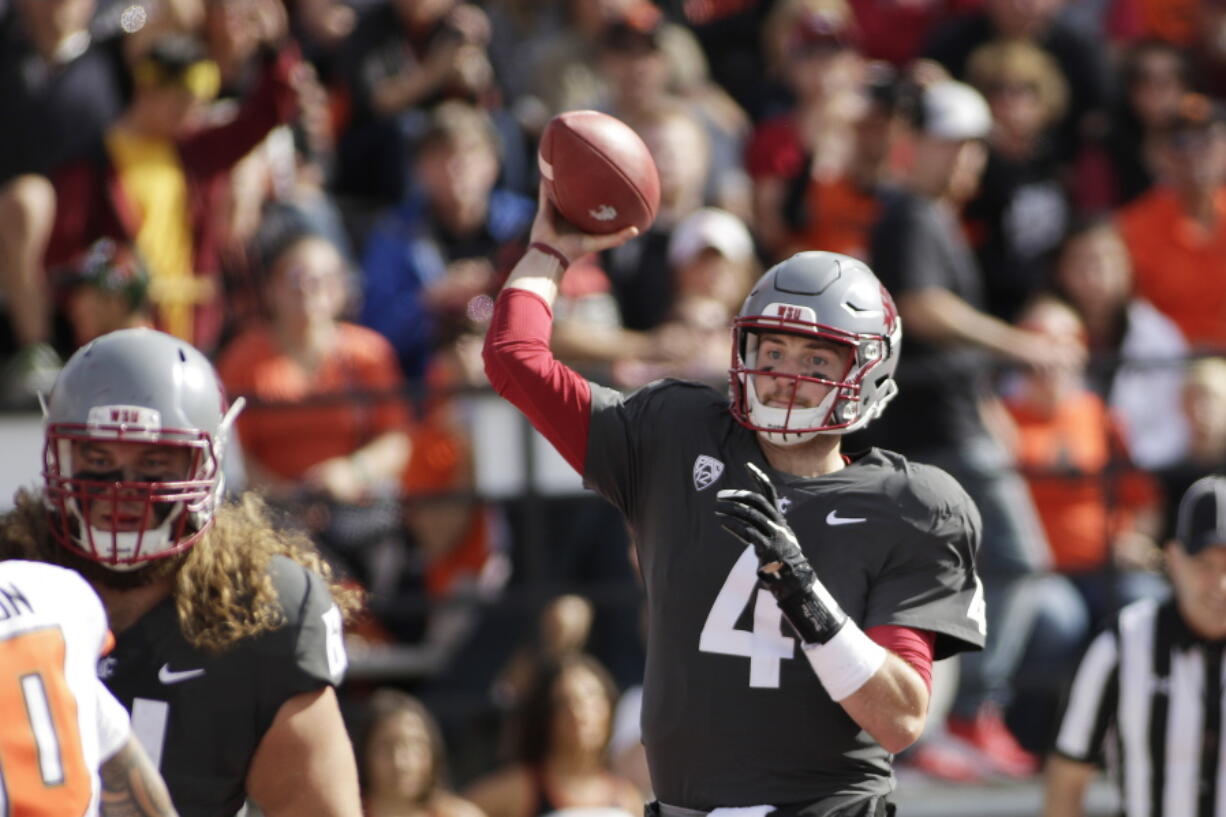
[745,374,838,447]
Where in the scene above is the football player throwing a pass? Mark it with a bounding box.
[483,186,987,817]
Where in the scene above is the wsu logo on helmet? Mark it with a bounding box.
[692,455,725,491]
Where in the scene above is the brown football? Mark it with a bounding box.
[538,110,661,235]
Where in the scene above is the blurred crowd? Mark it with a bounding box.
[3,0,1226,808]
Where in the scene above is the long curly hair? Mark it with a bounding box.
[0,490,364,653]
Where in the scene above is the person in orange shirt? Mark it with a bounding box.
[219,231,411,502]
[1005,296,1165,583]
[218,231,412,596]
[1002,294,1169,754]
[1117,94,1226,351]
[786,65,914,262]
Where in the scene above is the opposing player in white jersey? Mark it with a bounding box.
[0,560,176,817]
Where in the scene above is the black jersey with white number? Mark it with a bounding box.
[585,380,985,810]
[99,555,347,817]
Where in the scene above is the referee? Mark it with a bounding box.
[1043,474,1226,817]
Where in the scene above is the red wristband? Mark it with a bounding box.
[529,241,570,269]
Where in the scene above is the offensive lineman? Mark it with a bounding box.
[483,188,987,816]
[0,559,177,816]
[0,329,363,817]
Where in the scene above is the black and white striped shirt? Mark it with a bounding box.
[1055,598,1226,817]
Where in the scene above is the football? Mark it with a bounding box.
[538,110,661,235]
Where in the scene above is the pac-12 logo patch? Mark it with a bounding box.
[692,455,725,491]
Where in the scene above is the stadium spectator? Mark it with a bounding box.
[601,102,713,332]
[1116,93,1226,352]
[0,328,363,817]
[747,0,866,260]
[0,560,179,817]
[0,0,130,389]
[1004,296,1166,629]
[249,117,355,277]
[493,0,635,124]
[464,653,643,817]
[60,238,154,349]
[1000,295,1168,752]
[200,0,340,278]
[785,62,915,262]
[597,4,751,220]
[218,230,410,510]
[0,0,128,185]
[334,0,492,202]
[43,32,302,353]
[359,101,533,383]
[1073,40,1195,213]
[481,0,566,111]
[1049,218,1188,470]
[609,207,757,388]
[922,0,1112,161]
[963,38,1072,322]
[204,0,291,96]
[864,80,1079,781]
[494,594,596,711]
[1042,475,1226,817]
[674,0,775,121]
[1154,357,1226,543]
[352,689,485,817]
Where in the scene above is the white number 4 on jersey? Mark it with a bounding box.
[698,546,795,689]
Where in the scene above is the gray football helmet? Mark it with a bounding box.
[729,251,902,445]
[42,329,243,569]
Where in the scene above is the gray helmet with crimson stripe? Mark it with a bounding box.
[729,251,902,445]
[41,328,244,569]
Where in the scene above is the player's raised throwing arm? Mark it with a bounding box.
[482,186,638,472]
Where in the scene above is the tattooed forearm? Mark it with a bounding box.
[99,737,179,817]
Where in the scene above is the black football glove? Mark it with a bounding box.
[715,462,847,645]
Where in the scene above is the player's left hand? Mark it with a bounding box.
[715,462,849,646]
[715,462,816,597]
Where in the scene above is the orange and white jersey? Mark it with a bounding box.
[0,560,131,816]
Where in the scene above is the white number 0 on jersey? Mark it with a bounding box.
[698,546,795,688]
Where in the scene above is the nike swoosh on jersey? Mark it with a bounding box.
[825,510,867,526]
[158,664,206,684]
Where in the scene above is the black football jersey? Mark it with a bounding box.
[98,555,348,817]
[585,380,986,809]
